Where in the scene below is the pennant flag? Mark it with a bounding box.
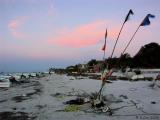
[102,28,107,51]
[110,9,134,58]
[124,9,134,23]
[122,14,155,55]
[105,27,107,40]
[102,43,106,51]
[140,14,155,26]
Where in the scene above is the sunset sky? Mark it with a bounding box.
[0,0,160,72]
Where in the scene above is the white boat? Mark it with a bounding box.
[0,79,10,87]
[131,74,145,80]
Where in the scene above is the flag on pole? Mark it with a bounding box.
[140,14,155,26]
[110,9,134,58]
[122,14,155,54]
[124,9,134,23]
[102,28,107,51]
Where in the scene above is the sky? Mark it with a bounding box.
[0,0,160,72]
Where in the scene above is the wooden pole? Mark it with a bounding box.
[110,22,125,58]
[122,25,141,55]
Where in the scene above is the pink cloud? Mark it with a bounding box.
[8,16,28,39]
[47,20,123,48]
[8,16,28,29]
[48,20,112,47]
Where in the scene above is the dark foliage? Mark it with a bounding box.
[133,42,160,68]
[87,59,98,67]
[107,42,160,68]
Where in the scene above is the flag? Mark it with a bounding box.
[140,14,155,26]
[124,9,134,23]
[102,28,107,51]
[105,27,107,40]
[102,43,106,51]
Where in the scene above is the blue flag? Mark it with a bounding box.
[140,14,155,26]
[124,9,134,23]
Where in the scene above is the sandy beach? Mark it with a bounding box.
[0,73,160,120]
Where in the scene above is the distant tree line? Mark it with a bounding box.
[51,42,160,74]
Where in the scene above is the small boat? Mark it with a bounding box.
[0,78,10,87]
[131,74,145,80]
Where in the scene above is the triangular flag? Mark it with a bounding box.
[102,28,107,51]
[124,9,134,23]
[140,14,155,26]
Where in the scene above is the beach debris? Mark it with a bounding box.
[53,93,61,97]
[145,77,153,81]
[12,88,42,103]
[28,74,35,78]
[151,101,156,104]
[119,95,128,99]
[92,98,105,108]
[65,97,86,105]
[90,93,114,114]
[35,73,40,78]
[0,111,36,120]
[9,76,19,83]
[0,99,7,103]
[51,93,66,100]
[118,76,128,80]
[20,74,26,79]
[105,80,113,83]
[63,92,113,114]
[148,73,160,88]
[12,95,28,102]
[156,73,160,80]
[123,68,136,79]
[88,74,101,80]
[134,69,141,75]
[91,98,112,115]
[12,107,17,110]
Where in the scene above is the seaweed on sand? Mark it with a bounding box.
[0,111,36,120]
[64,105,81,112]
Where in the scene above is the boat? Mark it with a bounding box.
[0,78,10,87]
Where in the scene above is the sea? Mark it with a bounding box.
[0,72,49,81]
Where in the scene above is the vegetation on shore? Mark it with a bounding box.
[50,42,160,74]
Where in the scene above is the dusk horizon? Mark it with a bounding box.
[0,0,160,72]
